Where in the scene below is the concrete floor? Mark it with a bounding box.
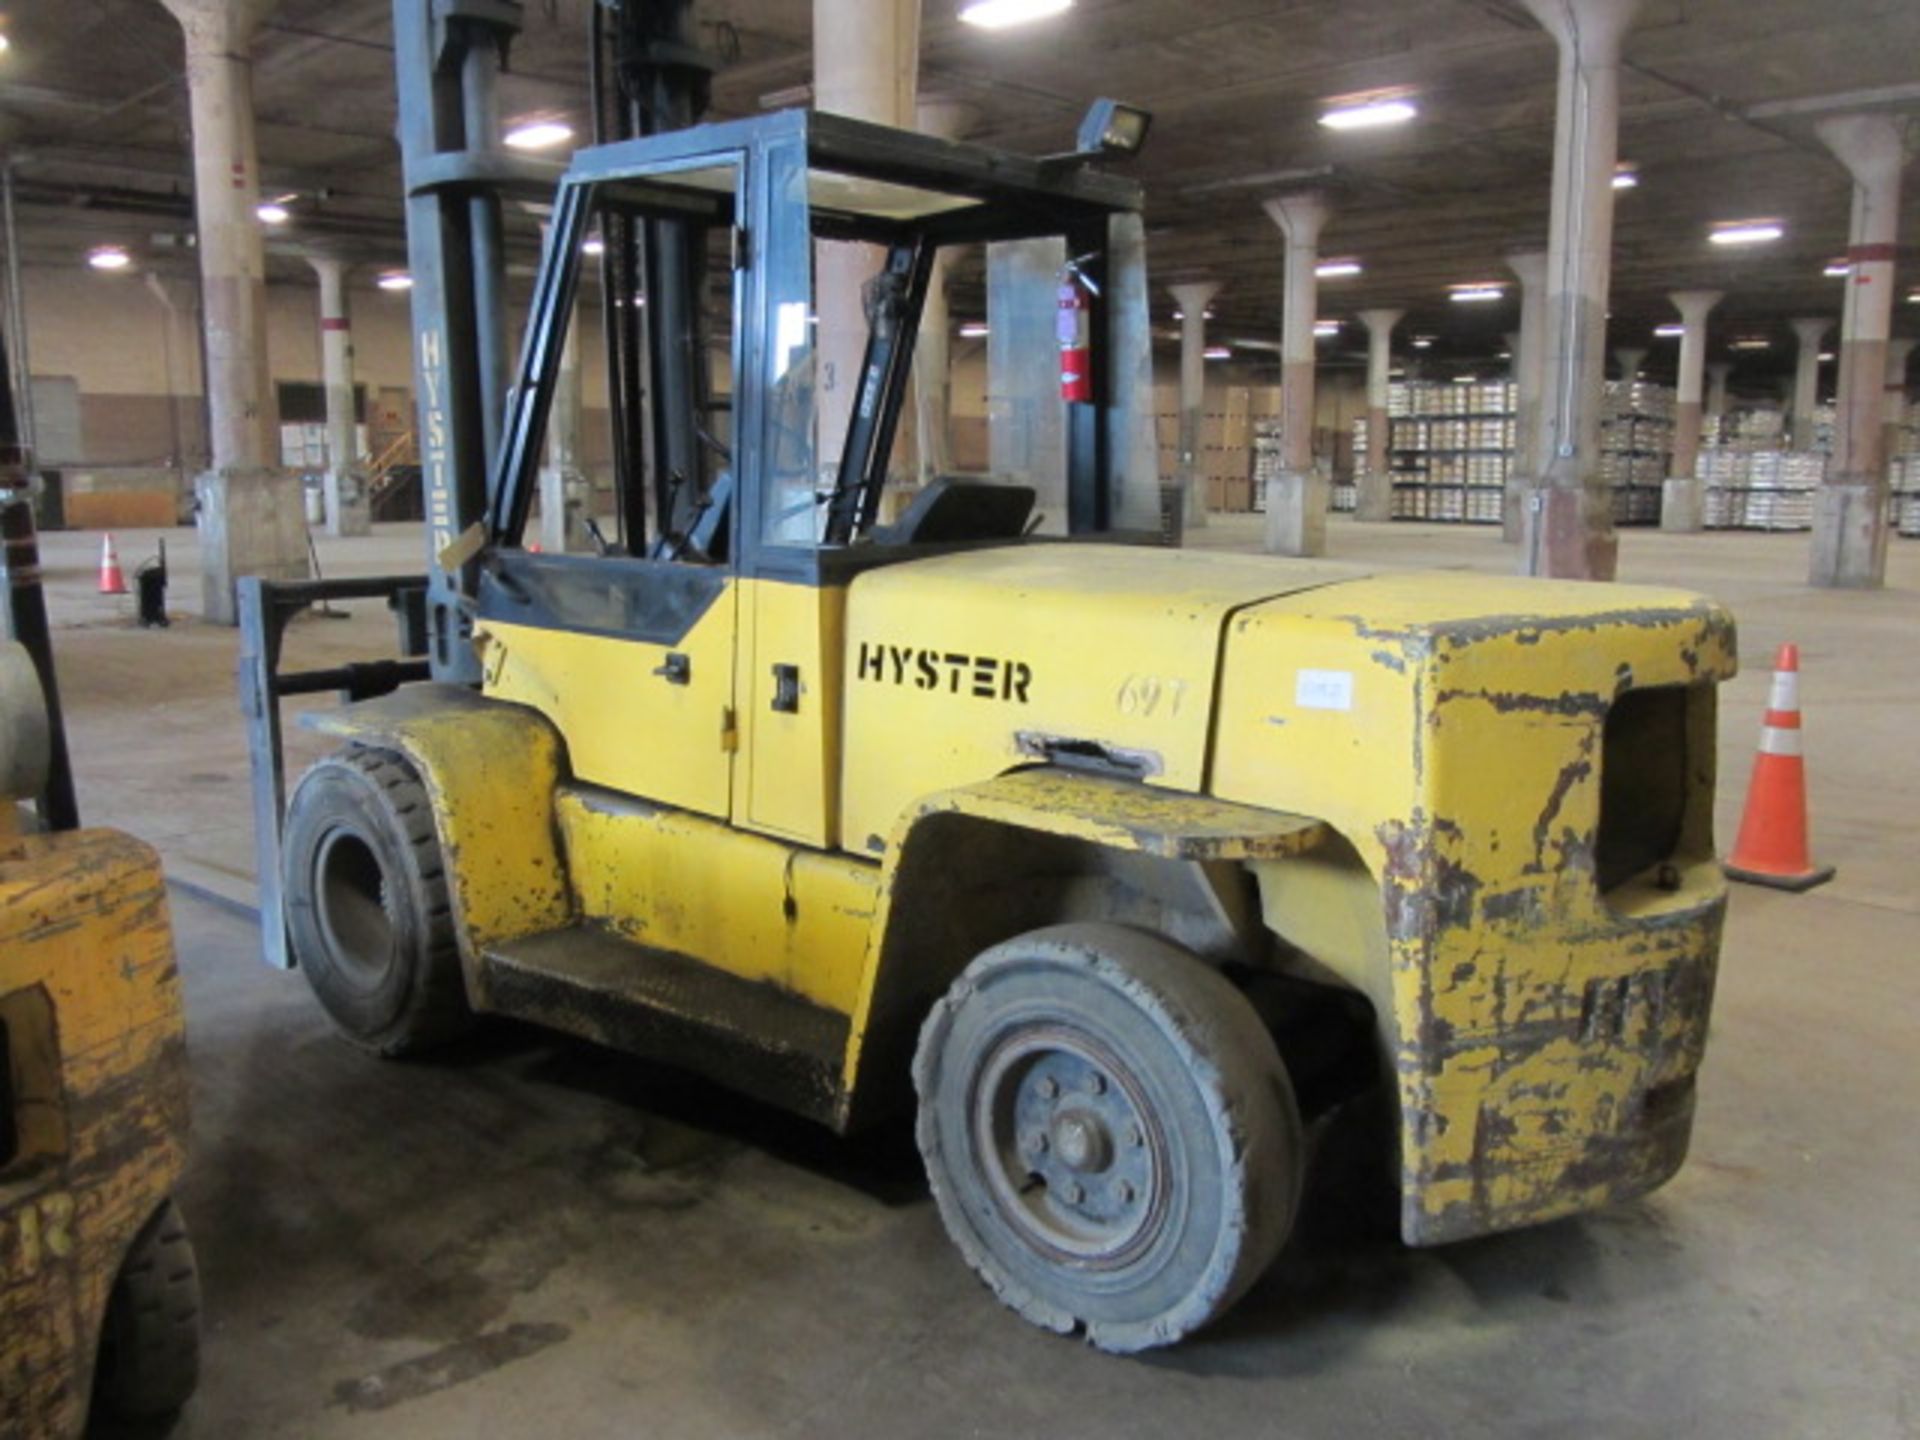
[29,517,1920,1437]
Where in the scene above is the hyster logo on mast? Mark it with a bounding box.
[856,643,1033,703]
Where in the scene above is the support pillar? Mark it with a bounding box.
[1789,317,1829,449]
[305,256,370,537]
[1516,0,1643,580]
[1356,308,1405,522]
[1504,248,1549,542]
[1614,346,1646,383]
[1168,281,1222,528]
[538,295,591,554]
[911,97,978,498]
[1661,289,1721,531]
[1810,113,1905,589]
[162,0,307,621]
[813,0,920,472]
[1260,191,1331,556]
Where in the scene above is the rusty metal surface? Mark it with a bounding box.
[1,828,189,1439]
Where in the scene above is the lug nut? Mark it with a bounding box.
[1062,1181,1085,1204]
[1027,1131,1049,1154]
[1087,1073,1107,1095]
[1116,1180,1135,1205]
[1036,1076,1059,1099]
[1127,1123,1145,1148]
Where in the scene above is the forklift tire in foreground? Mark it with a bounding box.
[914,924,1303,1352]
[91,1199,203,1423]
[280,746,473,1056]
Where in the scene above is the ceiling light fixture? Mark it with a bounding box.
[1204,345,1233,360]
[256,202,291,225]
[377,270,413,292]
[1315,258,1363,279]
[0,33,11,56]
[1320,95,1418,131]
[504,119,575,151]
[1313,320,1341,337]
[1730,337,1771,351]
[1452,375,1477,384]
[88,246,132,272]
[1449,284,1505,303]
[583,235,606,256]
[1612,166,1639,190]
[958,321,989,338]
[1818,351,1835,362]
[959,0,1073,29]
[1824,259,1851,278]
[1411,336,1434,349]
[1654,324,1685,338]
[1709,221,1784,247]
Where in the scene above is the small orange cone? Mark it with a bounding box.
[1724,642,1834,891]
[97,533,129,595]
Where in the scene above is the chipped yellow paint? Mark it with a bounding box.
[1,828,188,1439]
[303,684,574,963]
[1215,571,1737,1244]
[555,787,875,1013]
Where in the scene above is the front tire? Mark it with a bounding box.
[282,746,472,1055]
[92,1199,201,1422]
[913,923,1303,1352]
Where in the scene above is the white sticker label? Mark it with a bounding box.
[1295,669,1354,712]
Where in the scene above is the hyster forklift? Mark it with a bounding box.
[239,0,1736,1351]
[2,502,200,1430]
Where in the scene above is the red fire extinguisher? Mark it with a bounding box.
[1058,267,1092,403]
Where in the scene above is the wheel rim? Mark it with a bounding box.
[970,1023,1169,1269]
[313,828,397,993]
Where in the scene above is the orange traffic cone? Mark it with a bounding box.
[97,533,128,595]
[1724,642,1834,891]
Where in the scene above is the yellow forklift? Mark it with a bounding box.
[2,488,199,1432]
[237,0,1735,1351]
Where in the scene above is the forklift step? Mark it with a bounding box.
[480,926,850,1127]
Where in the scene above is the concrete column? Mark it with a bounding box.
[1614,347,1646,382]
[1661,289,1722,531]
[911,97,977,497]
[1356,308,1405,522]
[1504,249,1549,543]
[1811,113,1905,589]
[1516,0,1643,581]
[1706,361,1733,421]
[161,0,307,621]
[1789,317,1829,448]
[813,0,920,476]
[1260,191,1331,556]
[1168,281,1222,528]
[987,239,1069,531]
[304,257,370,538]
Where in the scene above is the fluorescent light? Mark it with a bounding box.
[1313,320,1341,337]
[377,270,413,292]
[960,0,1073,29]
[256,202,290,225]
[0,33,11,55]
[582,235,605,256]
[1320,97,1418,131]
[1204,346,1233,360]
[1411,337,1434,349]
[1824,259,1851,278]
[1170,309,1214,321]
[1452,375,1477,384]
[504,119,575,151]
[958,321,989,338]
[1710,221,1783,247]
[1818,351,1834,362]
[1654,323,1685,338]
[1730,337,1771,351]
[1449,284,1505,303]
[1315,258,1363,279]
[88,246,131,271]
[1612,166,1639,190]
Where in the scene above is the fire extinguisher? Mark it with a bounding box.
[1058,267,1093,403]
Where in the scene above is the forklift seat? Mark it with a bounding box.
[873,478,1036,547]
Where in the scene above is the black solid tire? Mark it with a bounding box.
[92,1199,201,1421]
[282,745,472,1055]
[913,923,1303,1352]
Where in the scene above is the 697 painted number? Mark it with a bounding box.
[1115,675,1188,718]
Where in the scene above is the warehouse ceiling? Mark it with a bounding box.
[2,0,1917,384]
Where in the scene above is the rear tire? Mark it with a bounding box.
[282,745,472,1055]
[913,923,1303,1352]
[92,1199,201,1422]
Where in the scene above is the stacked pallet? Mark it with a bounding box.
[1155,387,1262,512]
[1699,449,1824,531]
[1385,380,1515,525]
[1601,381,1675,526]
